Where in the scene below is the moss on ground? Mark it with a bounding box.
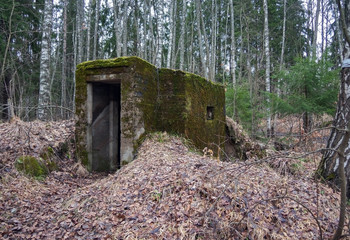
[15,156,48,178]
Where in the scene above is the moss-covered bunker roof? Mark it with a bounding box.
[76,56,154,71]
[76,56,224,88]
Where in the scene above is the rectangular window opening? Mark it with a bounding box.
[207,106,214,120]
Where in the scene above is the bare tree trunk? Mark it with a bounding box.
[210,0,217,81]
[147,0,156,63]
[0,0,15,120]
[263,0,272,137]
[221,2,229,83]
[61,0,68,118]
[142,1,148,60]
[195,0,207,78]
[321,0,324,54]
[274,0,287,134]
[133,0,140,56]
[312,0,321,59]
[189,14,194,73]
[334,2,344,63]
[332,119,350,240]
[166,1,174,68]
[93,0,101,60]
[238,6,243,84]
[200,5,210,80]
[76,0,84,64]
[230,0,236,86]
[278,0,286,95]
[179,0,186,70]
[154,4,163,67]
[38,0,53,120]
[112,0,122,57]
[171,1,177,68]
[320,0,350,200]
[122,1,129,56]
[86,1,92,61]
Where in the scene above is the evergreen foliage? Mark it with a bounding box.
[273,56,339,117]
[225,84,263,133]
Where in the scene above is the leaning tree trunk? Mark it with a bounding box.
[319,66,350,197]
[319,0,350,198]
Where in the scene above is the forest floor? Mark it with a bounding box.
[0,117,348,239]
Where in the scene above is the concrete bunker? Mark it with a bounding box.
[75,57,226,172]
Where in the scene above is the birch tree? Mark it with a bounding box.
[112,0,121,57]
[38,0,53,120]
[122,1,129,56]
[61,0,68,118]
[209,0,217,81]
[312,0,321,59]
[86,0,92,61]
[76,0,84,64]
[319,0,350,198]
[93,0,101,60]
[263,0,272,137]
[195,0,207,78]
[166,0,175,68]
[229,0,236,86]
[179,0,186,70]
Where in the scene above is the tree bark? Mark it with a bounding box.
[61,0,68,118]
[263,0,272,137]
[319,67,350,193]
[171,0,177,68]
[320,0,350,193]
[229,0,236,86]
[0,0,15,120]
[154,3,163,67]
[278,0,286,95]
[195,0,207,78]
[312,0,321,59]
[38,0,53,120]
[93,0,101,60]
[179,0,186,70]
[76,0,84,64]
[86,0,92,61]
[209,0,217,81]
[166,1,174,68]
[334,2,344,63]
[122,1,129,57]
[332,120,350,240]
[112,0,122,57]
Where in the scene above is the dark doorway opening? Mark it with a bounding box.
[89,83,121,172]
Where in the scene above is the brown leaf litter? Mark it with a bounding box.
[0,121,348,239]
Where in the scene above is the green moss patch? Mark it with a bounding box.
[15,156,48,178]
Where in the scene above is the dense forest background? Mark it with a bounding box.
[2,1,350,238]
[0,0,345,136]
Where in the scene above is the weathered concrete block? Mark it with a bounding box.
[75,57,225,172]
